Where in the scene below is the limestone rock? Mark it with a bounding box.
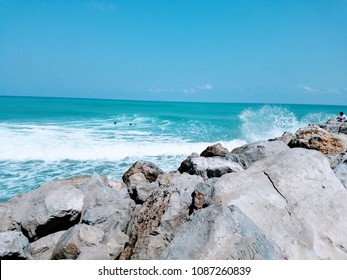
[319,118,347,135]
[272,131,294,145]
[179,156,243,179]
[228,140,290,169]
[213,148,347,259]
[13,181,85,241]
[51,224,105,259]
[161,205,283,260]
[122,161,165,187]
[30,231,65,260]
[0,231,31,260]
[120,173,204,260]
[200,143,229,157]
[289,125,347,155]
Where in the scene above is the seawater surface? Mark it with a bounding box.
[0,96,345,201]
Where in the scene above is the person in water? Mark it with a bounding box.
[337,112,347,122]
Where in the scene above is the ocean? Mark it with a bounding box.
[0,96,345,202]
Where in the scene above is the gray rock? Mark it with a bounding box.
[333,161,347,189]
[0,231,31,260]
[126,173,159,204]
[120,173,204,260]
[30,231,65,260]
[213,148,347,259]
[319,118,347,135]
[272,131,294,145]
[228,140,290,169]
[181,156,243,179]
[51,224,105,259]
[77,245,111,260]
[161,204,283,260]
[122,161,165,187]
[13,181,85,241]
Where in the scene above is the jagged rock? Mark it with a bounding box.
[161,204,283,260]
[120,173,204,260]
[289,124,347,155]
[12,180,85,241]
[0,231,31,260]
[179,156,243,179]
[30,231,65,260]
[272,131,294,145]
[122,161,165,187]
[332,154,347,189]
[319,118,347,134]
[51,224,105,259]
[227,140,290,169]
[178,152,199,174]
[213,148,347,259]
[126,173,159,204]
[200,143,229,157]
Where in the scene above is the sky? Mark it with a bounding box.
[0,0,347,105]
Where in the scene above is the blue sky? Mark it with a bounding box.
[0,0,347,104]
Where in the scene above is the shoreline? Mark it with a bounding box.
[0,118,347,260]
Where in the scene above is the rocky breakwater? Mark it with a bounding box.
[1,118,347,260]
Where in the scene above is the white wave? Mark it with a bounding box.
[0,123,246,162]
[239,105,333,143]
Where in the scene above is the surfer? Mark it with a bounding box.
[114,121,117,125]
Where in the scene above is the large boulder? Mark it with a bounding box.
[227,140,290,169]
[161,205,283,260]
[289,125,347,155]
[0,231,31,260]
[12,180,85,241]
[213,148,347,259]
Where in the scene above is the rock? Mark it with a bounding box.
[227,140,290,169]
[161,205,283,260]
[12,180,85,241]
[319,118,347,135]
[178,152,199,174]
[30,231,65,260]
[272,131,294,145]
[120,173,204,260]
[0,231,31,260]
[200,143,229,157]
[77,245,111,260]
[0,197,21,232]
[125,173,159,204]
[332,155,347,189]
[51,224,105,259]
[179,156,243,179]
[213,148,347,259]
[289,125,347,155]
[190,179,216,213]
[122,161,165,187]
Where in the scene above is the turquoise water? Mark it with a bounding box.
[0,96,345,201]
